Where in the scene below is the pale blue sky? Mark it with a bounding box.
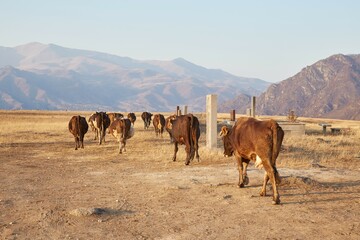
[1,0,359,82]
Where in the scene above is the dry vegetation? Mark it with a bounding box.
[1,110,360,239]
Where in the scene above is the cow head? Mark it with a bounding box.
[220,126,234,157]
[167,115,177,129]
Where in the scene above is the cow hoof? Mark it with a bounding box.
[272,199,280,205]
[238,183,245,188]
[259,191,266,196]
[243,176,249,185]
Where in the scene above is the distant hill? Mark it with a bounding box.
[0,42,270,112]
[220,54,360,120]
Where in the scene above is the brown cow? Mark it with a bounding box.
[107,112,124,124]
[220,117,284,205]
[127,112,136,125]
[108,118,134,154]
[153,114,166,137]
[68,115,88,150]
[141,112,153,129]
[88,112,110,144]
[170,114,200,165]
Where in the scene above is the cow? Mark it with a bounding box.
[88,112,110,144]
[108,118,134,154]
[153,114,166,137]
[141,112,153,129]
[127,112,137,126]
[219,117,284,205]
[107,112,124,124]
[68,115,88,150]
[170,114,200,165]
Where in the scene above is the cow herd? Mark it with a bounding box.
[69,113,285,204]
[68,112,201,165]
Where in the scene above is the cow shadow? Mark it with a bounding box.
[280,179,360,205]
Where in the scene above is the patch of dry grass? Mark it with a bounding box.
[278,119,360,170]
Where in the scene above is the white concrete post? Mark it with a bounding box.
[206,94,218,149]
[183,106,188,115]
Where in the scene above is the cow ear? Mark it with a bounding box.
[220,126,229,136]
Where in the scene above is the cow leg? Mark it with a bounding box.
[98,130,102,144]
[185,143,192,165]
[122,139,126,153]
[119,141,123,154]
[243,159,250,185]
[80,134,84,149]
[195,146,200,162]
[262,161,280,205]
[260,172,269,196]
[99,130,106,145]
[94,129,98,140]
[74,137,78,150]
[77,137,81,149]
[236,157,246,188]
[172,142,178,162]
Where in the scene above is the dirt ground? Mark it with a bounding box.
[1,111,360,240]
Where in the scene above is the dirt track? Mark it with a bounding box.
[1,111,360,239]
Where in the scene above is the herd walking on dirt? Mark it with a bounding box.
[68,112,284,204]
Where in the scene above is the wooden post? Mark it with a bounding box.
[206,94,218,149]
[251,96,256,118]
[230,110,235,121]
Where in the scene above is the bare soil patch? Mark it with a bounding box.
[0,111,360,239]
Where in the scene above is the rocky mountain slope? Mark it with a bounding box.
[221,54,360,120]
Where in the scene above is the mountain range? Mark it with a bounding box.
[0,42,269,112]
[1,43,359,120]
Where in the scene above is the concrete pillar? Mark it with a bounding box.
[206,94,218,149]
[251,96,256,118]
[183,106,188,115]
[176,106,181,116]
[246,108,252,117]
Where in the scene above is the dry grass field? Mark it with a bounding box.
[1,110,360,239]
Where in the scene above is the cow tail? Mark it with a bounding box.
[189,114,195,159]
[77,115,81,137]
[272,121,283,184]
[121,119,126,140]
[100,113,104,141]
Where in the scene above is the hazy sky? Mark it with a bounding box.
[1,0,359,82]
